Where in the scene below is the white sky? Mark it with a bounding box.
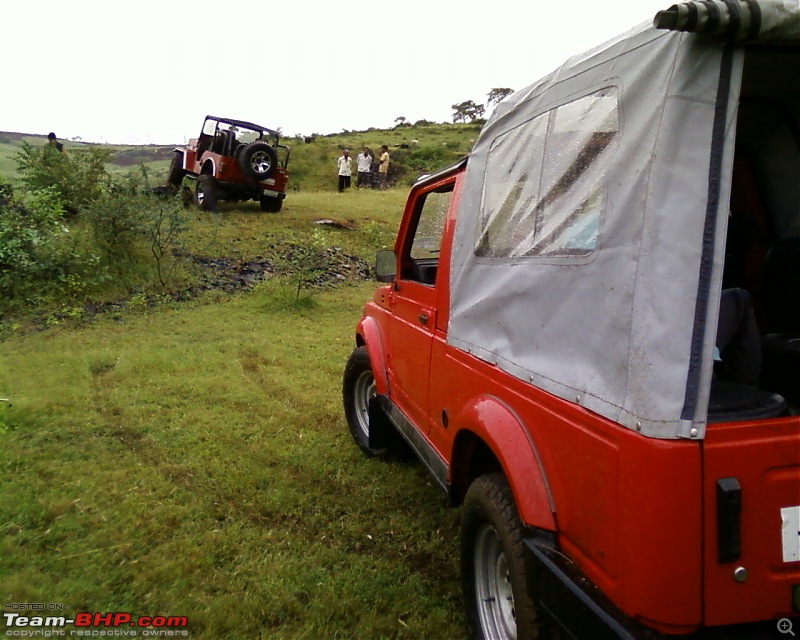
[2,0,670,145]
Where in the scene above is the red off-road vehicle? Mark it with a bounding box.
[167,116,289,212]
[343,2,800,638]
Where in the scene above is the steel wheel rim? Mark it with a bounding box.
[474,524,517,640]
[353,368,376,441]
[251,151,273,175]
[197,186,205,205]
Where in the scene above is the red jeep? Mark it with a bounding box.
[343,2,800,638]
[167,116,289,212]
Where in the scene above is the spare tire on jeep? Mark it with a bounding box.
[239,142,278,181]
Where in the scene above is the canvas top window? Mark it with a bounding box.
[476,88,620,259]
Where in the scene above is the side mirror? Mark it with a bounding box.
[375,249,396,283]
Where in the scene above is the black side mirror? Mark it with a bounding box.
[375,249,396,283]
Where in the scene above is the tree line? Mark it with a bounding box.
[451,88,514,124]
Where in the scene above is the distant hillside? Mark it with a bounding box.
[0,121,483,191]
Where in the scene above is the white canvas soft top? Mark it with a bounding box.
[447,0,800,439]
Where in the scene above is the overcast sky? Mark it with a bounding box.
[2,0,670,145]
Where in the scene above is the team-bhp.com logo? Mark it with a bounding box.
[4,611,188,637]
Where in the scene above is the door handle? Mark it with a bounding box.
[418,313,429,325]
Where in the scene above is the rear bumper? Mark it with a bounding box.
[523,533,799,639]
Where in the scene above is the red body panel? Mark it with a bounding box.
[428,342,705,632]
[702,419,800,625]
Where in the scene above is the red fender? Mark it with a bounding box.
[454,395,556,531]
[356,316,389,396]
[173,149,187,170]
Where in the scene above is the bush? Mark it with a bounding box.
[14,141,111,214]
[0,181,82,308]
[269,231,330,302]
[1,161,190,317]
[82,169,188,286]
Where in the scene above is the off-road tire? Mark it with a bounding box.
[166,152,186,187]
[259,195,283,213]
[461,473,542,640]
[195,175,218,212]
[239,142,278,181]
[342,347,387,457]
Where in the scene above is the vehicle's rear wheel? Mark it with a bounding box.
[239,141,278,180]
[259,195,283,213]
[166,152,186,187]
[195,175,218,212]
[343,347,387,457]
[461,473,542,640]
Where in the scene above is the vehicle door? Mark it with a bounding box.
[387,181,453,434]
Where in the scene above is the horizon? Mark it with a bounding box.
[1,118,465,147]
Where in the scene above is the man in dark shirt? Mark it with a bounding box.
[47,132,64,153]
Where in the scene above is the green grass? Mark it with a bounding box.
[0,190,468,639]
[184,189,406,260]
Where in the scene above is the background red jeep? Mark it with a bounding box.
[167,116,289,213]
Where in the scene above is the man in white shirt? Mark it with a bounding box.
[337,149,352,192]
[356,147,373,188]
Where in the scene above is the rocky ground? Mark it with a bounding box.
[68,245,371,324]
[189,245,372,294]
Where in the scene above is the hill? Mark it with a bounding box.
[0,122,482,191]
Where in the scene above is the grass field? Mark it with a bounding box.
[0,189,469,639]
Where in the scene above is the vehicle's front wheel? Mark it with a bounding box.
[259,195,283,213]
[342,346,386,457]
[461,473,542,640]
[166,152,186,187]
[194,175,217,212]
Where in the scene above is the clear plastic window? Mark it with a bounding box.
[477,88,619,258]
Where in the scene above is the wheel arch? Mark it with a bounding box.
[355,316,389,396]
[172,149,187,168]
[450,396,556,531]
[200,159,216,176]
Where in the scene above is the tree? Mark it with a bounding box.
[394,116,407,126]
[487,88,514,107]
[451,100,486,124]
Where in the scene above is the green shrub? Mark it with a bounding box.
[269,230,330,302]
[0,183,68,303]
[82,170,188,286]
[1,165,190,317]
[14,141,111,213]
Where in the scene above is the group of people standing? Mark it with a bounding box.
[337,145,390,192]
